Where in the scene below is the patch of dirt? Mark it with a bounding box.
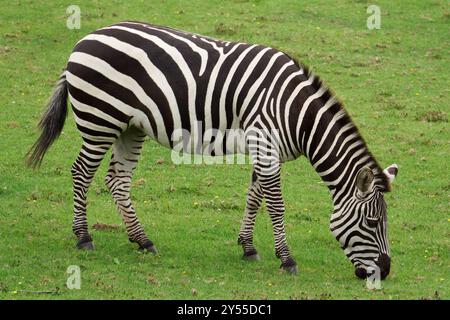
[133,178,146,187]
[92,223,121,231]
[214,22,241,36]
[0,46,13,55]
[417,110,448,123]
[147,275,159,286]
[6,121,19,128]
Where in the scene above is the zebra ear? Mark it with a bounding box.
[383,164,398,185]
[356,166,374,194]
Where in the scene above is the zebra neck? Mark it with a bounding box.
[297,95,387,208]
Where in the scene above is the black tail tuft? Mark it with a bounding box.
[27,71,68,169]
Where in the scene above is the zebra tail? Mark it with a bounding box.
[26,71,68,169]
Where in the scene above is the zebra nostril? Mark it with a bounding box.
[355,267,367,279]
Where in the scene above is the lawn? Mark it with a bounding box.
[0,0,448,300]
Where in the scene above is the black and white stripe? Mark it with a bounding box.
[28,21,398,278]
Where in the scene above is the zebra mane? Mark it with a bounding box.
[287,54,391,192]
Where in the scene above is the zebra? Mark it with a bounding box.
[27,21,398,278]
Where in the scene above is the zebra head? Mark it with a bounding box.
[330,164,398,280]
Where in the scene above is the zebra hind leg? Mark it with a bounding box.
[104,127,156,253]
[238,169,263,261]
[71,140,112,250]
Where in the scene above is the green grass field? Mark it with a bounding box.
[0,0,448,300]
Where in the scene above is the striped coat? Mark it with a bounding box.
[28,21,398,278]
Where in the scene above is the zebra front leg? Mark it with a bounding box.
[246,124,297,274]
[238,170,263,261]
[256,165,298,274]
[71,141,111,250]
[105,127,156,253]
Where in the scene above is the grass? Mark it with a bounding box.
[0,0,448,300]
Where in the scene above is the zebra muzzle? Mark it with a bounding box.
[354,254,391,280]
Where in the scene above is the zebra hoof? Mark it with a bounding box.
[281,257,298,275]
[138,240,158,254]
[242,253,260,261]
[76,235,94,250]
[77,241,94,250]
[141,245,158,254]
[282,265,299,275]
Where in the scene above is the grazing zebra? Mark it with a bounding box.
[27,21,398,278]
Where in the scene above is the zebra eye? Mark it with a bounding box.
[366,218,379,228]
